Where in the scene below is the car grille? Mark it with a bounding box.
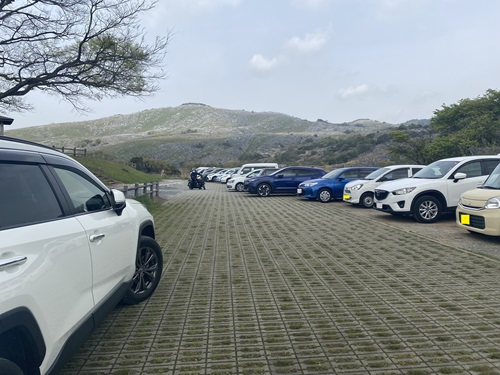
[374,189,389,201]
[459,213,486,229]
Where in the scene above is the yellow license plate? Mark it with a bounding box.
[460,214,470,225]
[343,194,351,200]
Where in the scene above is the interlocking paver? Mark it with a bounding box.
[61,183,500,374]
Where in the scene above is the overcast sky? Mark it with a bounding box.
[8,0,500,129]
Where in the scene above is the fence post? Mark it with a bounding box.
[134,183,139,197]
[123,185,128,198]
[155,182,159,197]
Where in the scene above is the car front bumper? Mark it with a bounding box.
[343,188,360,204]
[456,205,500,236]
[297,187,316,199]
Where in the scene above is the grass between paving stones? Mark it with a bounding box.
[60,186,500,374]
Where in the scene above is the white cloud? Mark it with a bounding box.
[338,84,370,99]
[286,30,329,53]
[248,54,280,71]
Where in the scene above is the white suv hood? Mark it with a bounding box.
[376,177,441,192]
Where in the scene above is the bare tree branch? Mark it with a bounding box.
[0,0,169,113]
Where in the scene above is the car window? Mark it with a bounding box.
[54,167,112,213]
[0,163,63,229]
[296,169,318,177]
[358,169,375,178]
[483,159,500,175]
[454,161,482,178]
[414,160,459,179]
[411,167,423,175]
[381,168,409,181]
[280,169,298,177]
[341,170,359,179]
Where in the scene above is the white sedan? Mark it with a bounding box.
[227,169,262,191]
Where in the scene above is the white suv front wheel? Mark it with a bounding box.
[413,196,442,223]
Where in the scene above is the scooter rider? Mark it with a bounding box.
[190,169,205,189]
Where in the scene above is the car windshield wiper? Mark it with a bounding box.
[480,185,500,189]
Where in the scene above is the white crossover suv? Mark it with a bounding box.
[343,165,425,208]
[373,155,500,223]
[0,137,163,374]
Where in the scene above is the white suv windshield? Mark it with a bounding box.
[413,160,459,179]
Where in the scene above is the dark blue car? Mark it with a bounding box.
[246,166,326,197]
[297,167,378,202]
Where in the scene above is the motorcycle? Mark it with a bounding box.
[188,175,206,190]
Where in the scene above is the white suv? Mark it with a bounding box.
[0,137,163,374]
[343,165,425,208]
[373,156,500,223]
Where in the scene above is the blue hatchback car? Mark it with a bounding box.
[297,167,378,203]
[246,166,326,197]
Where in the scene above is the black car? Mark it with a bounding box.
[245,166,326,197]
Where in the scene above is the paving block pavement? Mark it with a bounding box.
[61,183,500,374]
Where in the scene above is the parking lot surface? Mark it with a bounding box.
[62,183,500,374]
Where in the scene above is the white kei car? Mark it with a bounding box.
[227,169,263,192]
[343,165,425,208]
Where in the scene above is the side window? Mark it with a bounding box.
[241,167,252,174]
[411,167,423,176]
[358,169,374,178]
[382,168,409,181]
[455,161,482,178]
[54,167,112,213]
[0,163,63,229]
[483,160,500,175]
[341,170,359,179]
[296,169,317,177]
[280,169,297,177]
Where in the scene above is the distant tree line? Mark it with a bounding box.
[389,89,500,164]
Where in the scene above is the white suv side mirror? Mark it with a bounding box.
[453,172,467,181]
[111,189,127,215]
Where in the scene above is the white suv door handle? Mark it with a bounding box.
[89,233,106,242]
[0,256,28,270]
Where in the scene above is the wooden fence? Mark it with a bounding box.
[120,182,160,198]
[53,146,87,157]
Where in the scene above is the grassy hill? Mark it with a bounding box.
[7,103,426,170]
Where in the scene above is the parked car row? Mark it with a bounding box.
[221,155,500,237]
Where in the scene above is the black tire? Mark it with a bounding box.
[0,358,24,375]
[413,195,442,223]
[235,182,244,192]
[122,236,163,305]
[360,192,374,208]
[257,183,272,197]
[318,188,332,203]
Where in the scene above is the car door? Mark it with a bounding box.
[446,160,490,207]
[273,168,298,192]
[0,161,94,372]
[52,166,137,305]
[334,169,362,198]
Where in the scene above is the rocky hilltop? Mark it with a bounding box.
[7,104,423,168]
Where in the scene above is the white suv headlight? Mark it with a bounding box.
[485,197,500,209]
[392,187,416,195]
[350,183,363,191]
